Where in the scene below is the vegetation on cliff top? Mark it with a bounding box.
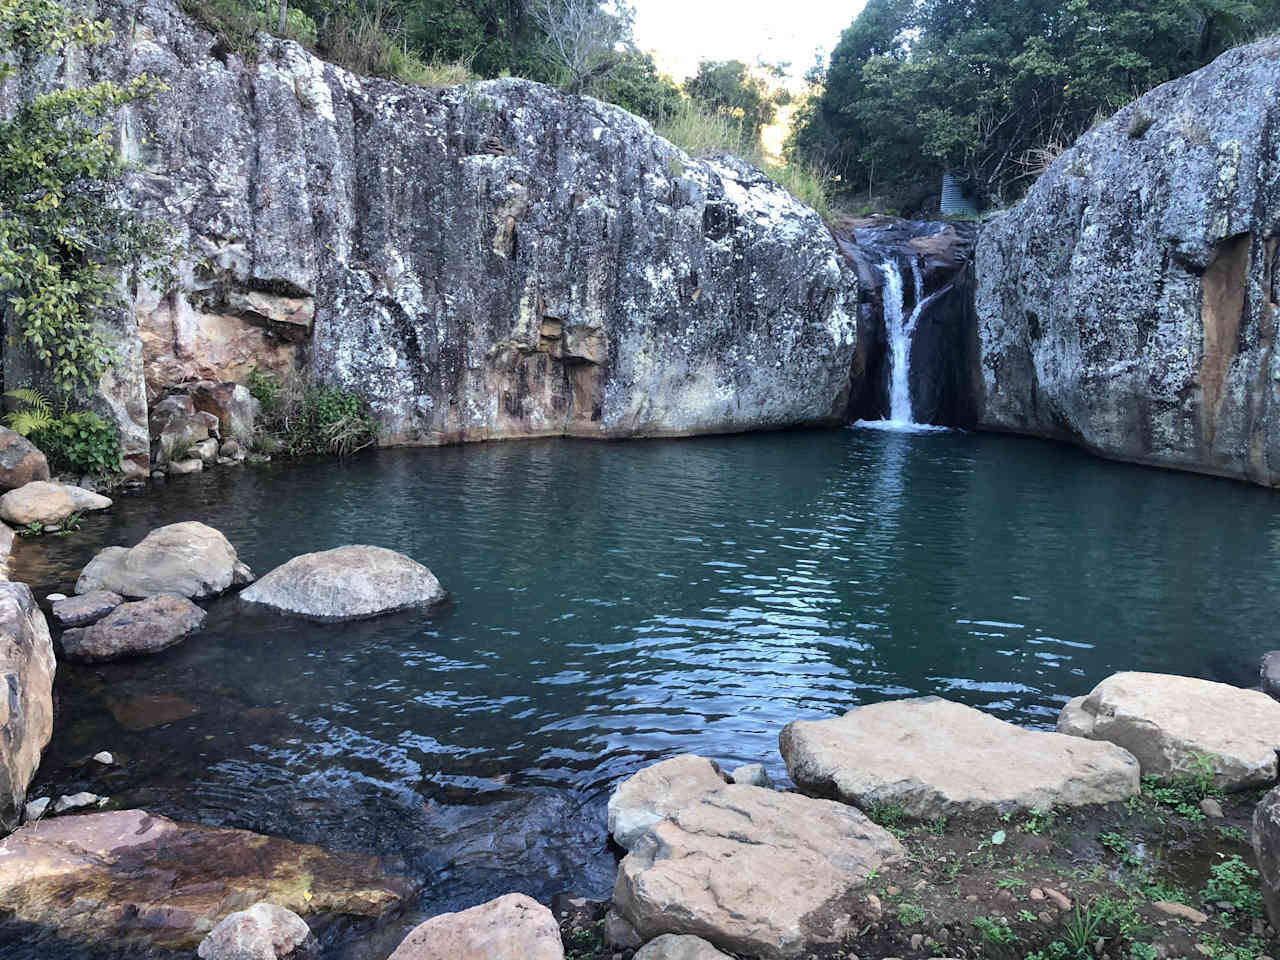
[788,0,1280,212]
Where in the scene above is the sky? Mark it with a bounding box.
[630,0,867,83]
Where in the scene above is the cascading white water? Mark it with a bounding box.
[874,256,952,428]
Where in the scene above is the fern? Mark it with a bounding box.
[4,389,53,436]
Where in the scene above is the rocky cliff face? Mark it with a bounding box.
[2,0,858,466]
[976,37,1280,485]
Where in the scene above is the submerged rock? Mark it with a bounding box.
[0,809,409,951]
[51,590,124,628]
[780,697,1139,818]
[240,545,444,620]
[197,902,311,960]
[106,691,199,730]
[613,783,903,958]
[607,754,729,850]
[1058,672,1280,790]
[0,481,76,527]
[60,593,206,662]
[387,893,563,960]
[0,429,49,492]
[976,35,1280,486]
[0,583,55,832]
[75,521,253,599]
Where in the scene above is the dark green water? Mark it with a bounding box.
[11,426,1280,956]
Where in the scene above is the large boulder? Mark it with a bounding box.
[0,583,55,832]
[780,697,1139,819]
[976,36,1280,485]
[240,545,444,620]
[387,893,563,960]
[0,809,408,951]
[59,594,206,663]
[1057,672,1280,790]
[1252,787,1280,926]
[5,0,859,452]
[75,521,253,599]
[197,902,311,960]
[0,429,49,492]
[0,481,76,527]
[613,782,903,959]
[607,754,729,850]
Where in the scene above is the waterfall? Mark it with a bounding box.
[861,256,954,431]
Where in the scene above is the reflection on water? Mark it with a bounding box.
[12,427,1280,956]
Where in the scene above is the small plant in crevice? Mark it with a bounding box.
[248,367,377,458]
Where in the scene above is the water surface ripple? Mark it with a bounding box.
[13,428,1280,955]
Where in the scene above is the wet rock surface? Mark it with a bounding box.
[780,697,1140,818]
[976,36,1280,485]
[387,893,563,960]
[0,582,55,832]
[0,809,410,952]
[1058,672,1280,790]
[75,521,252,599]
[240,545,444,621]
[60,593,207,662]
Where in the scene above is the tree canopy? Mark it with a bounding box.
[789,0,1280,209]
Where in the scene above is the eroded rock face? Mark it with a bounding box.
[75,521,253,599]
[197,902,311,960]
[1057,672,1280,790]
[779,698,1139,819]
[613,783,903,959]
[239,545,444,620]
[976,37,1280,485]
[0,429,49,492]
[607,754,729,850]
[0,809,409,951]
[387,893,564,960]
[6,0,858,451]
[0,583,55,833]
[60,593,206,662]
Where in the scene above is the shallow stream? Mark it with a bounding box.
[11,426,1280,957]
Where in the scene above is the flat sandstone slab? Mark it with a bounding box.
[613,783,904,959]
[0,809,410,951]
[1058,671,1280,790]
[780,697,1140,819]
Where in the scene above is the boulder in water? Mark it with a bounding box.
[197,902,311,960]
[75,521,253,599]
[1057,672,1280,791]
[780,697,1139,818]
[0,583,54,833]
[51,590,123,628]
[0,481,76,527]
[386,893,563,960]
[240,545,444,621]
[60,594,206,662]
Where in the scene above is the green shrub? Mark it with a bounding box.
[33,411,121,475]
[1202,855,1263,917]
[248,368,377,457]
[970,914,1018,945]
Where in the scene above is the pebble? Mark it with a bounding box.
[886,885,901,896]
[92,751,114,765]
[24,797,50,821]
[866,893,883,918]
[730,763,772,787]
[1153,901,1208,924]
[1044,888,1072,911]
[913,879,928,891]
[1199,797,1224,818]
[910,933,925,951]
[46,593,67,602]
[1030,887,1046,900]
[964,894,978,902]
[1038,911,1055,925]
[53,792,101,814]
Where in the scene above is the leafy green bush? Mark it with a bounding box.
[33,412,121,475]
[1202,855,1263,918]
[248,368,377,457]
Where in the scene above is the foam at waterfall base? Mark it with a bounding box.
[852,419,954,434]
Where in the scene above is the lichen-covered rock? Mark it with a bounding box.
[1057,672,1280,790]
[780,698,1140,819]
[239,545,443,620]
[387,893,564,960]
[0,429,49,492]
[75,521,252,599]
[0,809,408,951]
[60,593,206,662]
[0,583,55,833]
[976,37,1280,485]
[3,0,857,452]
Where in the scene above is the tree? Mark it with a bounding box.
[0,0,171,394]
[527,0,633,93]
[685,60,775,139]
